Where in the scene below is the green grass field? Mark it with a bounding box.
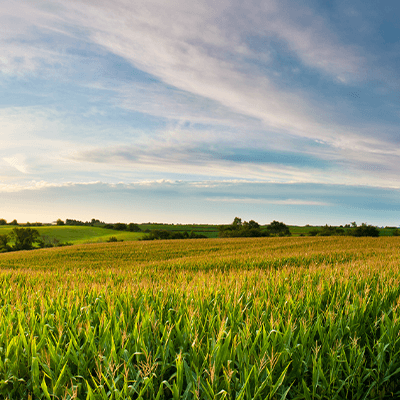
[0,225,143,245]
[1,224,397,248]
[1,236,400,399]
[139,224,219,238]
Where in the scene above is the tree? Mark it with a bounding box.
[351,223,379,237]
[128,223,141,232]
[9,219,18,226]
[318,225,344,236]
[232,217,242,227]
[0,234,10,252]
[141,230,206,241]
[113,223,127,231]
[248,220,260,230]
[218,218,267,238]
[266,220,291,236]
[56,219,65,226]
[10,227,40,250]
[38,235,60,248]
[0,219,7,225]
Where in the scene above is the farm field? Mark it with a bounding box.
[0,226,143,245]
[1,224,398,248]
[139,224,220,238]
[1,236,400,399]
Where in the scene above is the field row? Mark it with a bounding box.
[0,237,399,399]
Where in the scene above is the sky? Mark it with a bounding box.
[1,0,400,226]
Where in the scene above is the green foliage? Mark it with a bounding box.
[113,222,127,231]
[15,225,142,245]
[319,224,344,236]
[0,218,7,225]
[350,223,380,237]
[0,237,399,398]
[266,220,291,236]
[393,229,400,236]
[0,234,10,252]
[66,218,104,226]
[66,218,86,226]
[140,223,219,238]
[9,219,18,225]
[128,222,141,232]
[91,218,104,225]
[9,227,40,250]
[307,223,379,237]
[106,236,123,242]
[24,222,42,227]
[102,223,114,229]
[37,235,61,248]
[142,229,207,240]
[311,224,345,236]
[219,217,267,238]
[56,218,65,225]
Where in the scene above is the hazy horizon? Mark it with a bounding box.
[1,0,400,226]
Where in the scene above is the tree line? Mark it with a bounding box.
[1,218,398,253]
[141,230,207,240]
[307,223,381,237]
[0,227,71,253]
[218,218,291,238]
[0,219,42,226]
[219,218,397,238]
[61,219,142,232]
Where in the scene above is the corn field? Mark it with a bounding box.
[0,236,400,399]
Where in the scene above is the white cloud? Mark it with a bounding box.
[1,0,399,191]
[0,0,366,141]
[3,155,29,174]
[266,2,365,82]
[0,180,101,193]
[42,0,397,162]
[206,197,331,206]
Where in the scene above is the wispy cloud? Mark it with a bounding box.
[3,155,30,174]
[1,0,400,223]
[206,197,331,206]
[0,1,376,138]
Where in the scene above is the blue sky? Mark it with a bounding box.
[1,0,400,225]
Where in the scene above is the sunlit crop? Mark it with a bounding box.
[0,236,399,399]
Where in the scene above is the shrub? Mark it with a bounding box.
[351,223,379,237]
[10,227,40,250]
[0,234,10,252]
[113,223,127,231]
[128,223,141,232]
[266,220,291,236]
[142,230,206,241]
[218,218,268,238]
[38,235,61,248]
[318,225,344,236]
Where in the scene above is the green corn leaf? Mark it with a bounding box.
[41,377,51,400]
